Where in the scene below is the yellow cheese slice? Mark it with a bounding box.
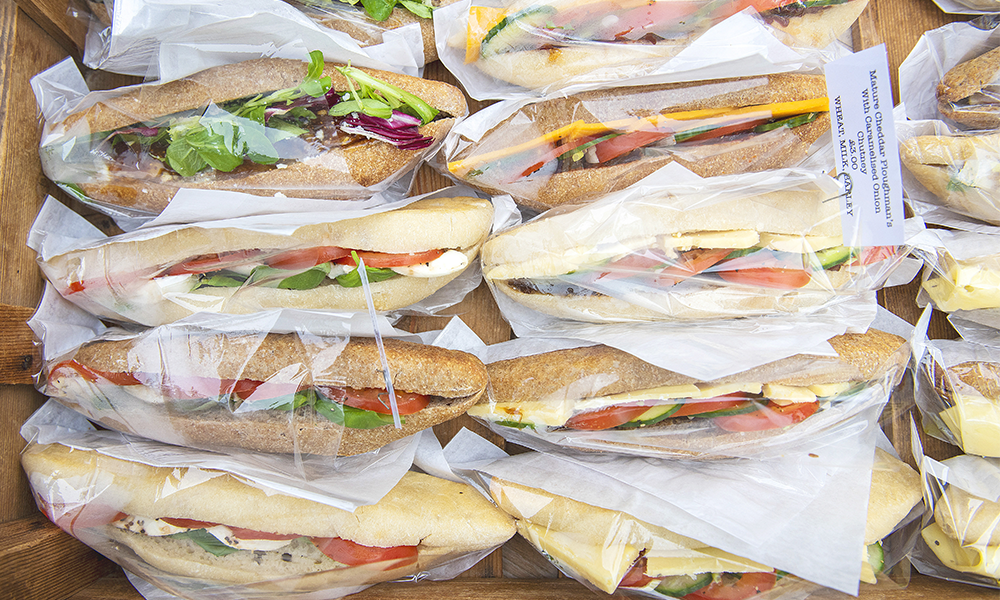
[922,522,1000,579]
[939,394,1000,457]
[659,231,760,251]
[758,233,844,253]
[762,384,817,404]
[645,547,772,577]
[923,264,1000,311]
[518,521,640,594]
[860,559,876,585]
[808,382,853,397]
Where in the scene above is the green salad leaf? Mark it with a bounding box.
[169,529,240,557]
[335,65,438,124]
[334,250,397,287]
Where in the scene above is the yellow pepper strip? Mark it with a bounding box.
[447,97,830,177]
[466,6,506,64]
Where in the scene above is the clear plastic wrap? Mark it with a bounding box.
[433,0,857,99]
[912,450,1000,588]
[31,291,489,458]
[19,412,516,600]
[77,0,434,76]
[470,322,910,459]
[439,72,834,211]
[28,193,497,326]
[913,227,1000,315]
[480,168,917,325]
[34,52,467,219]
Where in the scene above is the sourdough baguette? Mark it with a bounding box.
[40,196,493,326]
[900,134,1000,225]
[44,58,468,214]
[938,46,1000,129]
[22,443,515,586]
[46,335,488,456]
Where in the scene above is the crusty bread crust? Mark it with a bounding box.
[51,59,467,213]
[767,0,870,48]
[899,134,1000,225]
[866,448,922,545]
[938,45,1000,129]
[934,361,1000,400]
[454,74,830,210]
[41,196,493,326]
[936,484,1000,547]
[22,444,515,585]
[50,336,488,455]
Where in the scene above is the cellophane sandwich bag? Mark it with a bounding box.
[912,226,1000,320]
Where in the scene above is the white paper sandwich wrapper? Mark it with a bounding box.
[80,0,423,79]
[416,413,883,596]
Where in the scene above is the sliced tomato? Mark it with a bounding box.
[620,558,654,588]
[49,361,142,386]
[713,401,819,432]
[721,0,802,17]
[313,537,419,568]
[687,572,777,600]
[157,377,272,401]
[848,246,897,267]
[671,393,747,418]
[161,517,220,529]
[319,387,431,416]
[163,249,264,276]
[595,250,671,281]
[160,517,300,541]
[336,249,445,269]
[513,135,601,179]
[564,404,652,430]
[656,248,734,286]
[67,281,86,294]
[265,246,351,270]
[593,129,673,163]
[717,267,811,289]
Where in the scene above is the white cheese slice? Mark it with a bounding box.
[939,393,1000,457]
[808,382,853,397]
[922,522,1000,578]
[112,515,299,552]
[391,250,469,278]
[658,230,759,252]
[645,547,772,577]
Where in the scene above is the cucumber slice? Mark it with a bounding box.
[695,401,760,418]
[654,573,712,597]
[481,5,557,57]
[866,542,885,575]
[618,404,682,429]
[813,245,854,269]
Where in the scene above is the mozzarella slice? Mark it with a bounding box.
[391,250,469,278]
[112,515,299,552]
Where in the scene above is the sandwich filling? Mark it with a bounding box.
[448,98,827,183]
[63,246,469,296]
[491,232,895,295]
[922,254,1000,312]
[471,379,862,433]
[50,52,448,186]
[49,359,439,429]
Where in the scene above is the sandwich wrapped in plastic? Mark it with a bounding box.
[481,168,915,324]
[471,325,910,459]
[912,451,1000,588]
[440,72,832,211]
[34,51,467,219]
[434,0,862,98]
[20,408,516,600]
[914,227,1000,315]
[432,423,922,598]
[28,193,496,326]
[76,0,438,77]
[31,285,489,457]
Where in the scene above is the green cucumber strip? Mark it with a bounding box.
[654,573,713,597]
[495,419,536,430]
[753,112,820,133]
[617,404,683,429]
[193,271,248,289]
[168,529,240,557]
[867,542,885,575]
[480,5,557,57]
[693,401,760,418]
[568,132,620,162]
[812,245,854,270]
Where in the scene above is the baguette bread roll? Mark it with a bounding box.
[40,196,493,326]
[47,335,488,456]
[928,360,1000,457]
[43,58,468,215]
[448,74,831,211]
[900,134,1000,226]
[22,443,515,587]
[938,46,1000,130]
[867,448,923,545]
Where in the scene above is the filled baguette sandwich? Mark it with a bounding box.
[473,329,908,457]
[22,443,516,593]
[937,46,1000,130]
[920,240,1000,312]
[42,331,488,456]
[458,0,868,89]
[37,196,493,326]
[41,51,467,215]
[445,73,830,210]
[927,359,1000,457]
[481,187,899,322]
[489,448,921,598]
[900,133,1000,226]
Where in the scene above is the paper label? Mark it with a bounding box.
[825,45,905,246]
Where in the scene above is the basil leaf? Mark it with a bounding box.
[314,394,345,424]
[398,0,433,18]
[169,529,239,557]
[343,404,399,428]
[194,271,247,289]
[278,263,331,290]
[360,0,395,20]
[335,265,397,288]
[165,135,209,177]
[272,389,317,411]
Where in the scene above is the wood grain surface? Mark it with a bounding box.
[0,0,996,598]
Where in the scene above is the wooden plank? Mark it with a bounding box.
[0,513,116,600]
[0,304,40,385]
[12,0,86,57]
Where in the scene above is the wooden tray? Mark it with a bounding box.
[0,0,984,597]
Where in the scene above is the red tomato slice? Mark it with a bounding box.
[713,401,819,432]
[336,249,445,269]
[162,249,264,276]
[512,135,600,180]
[318,387,431,416]
[848,246,897,267]
[156,377,267,401]
[671,393,747,418]
[593,129,673,163]
[687,572,777,600]
[619,558,654,588]
[265,246,352,270]
[656,248,734,286]
[160,517,300,541]
[49,361,143,386]
[564,404,651,430]
[717,267,811,289]
[595,250,671,281]
[313,537,418,568]
[161,517,220,529]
